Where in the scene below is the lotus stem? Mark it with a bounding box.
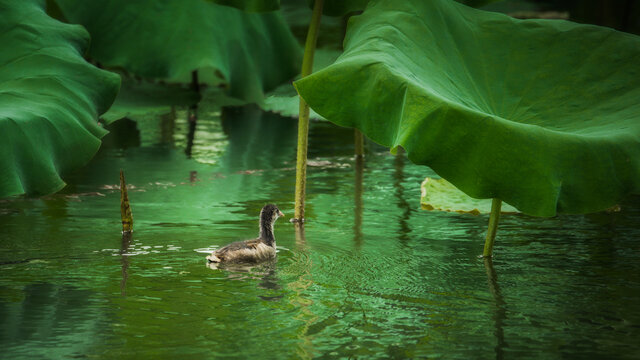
[293,0,324,223]
[191,70,199,93]
[120,170,133,233]
[483,198,501,257]
[354,129,364,157]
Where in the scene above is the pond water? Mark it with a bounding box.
[1,102,640,359]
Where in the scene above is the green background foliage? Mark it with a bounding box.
[309,0,370,16]
[0,0,119,198]
[54,0,301,103]
[207,0,280,12]
[295,0,640,217]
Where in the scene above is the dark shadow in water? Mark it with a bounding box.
[354,156,364,249]
[484,258,507,359]
[256,263,280,294]
[189,170,198,184]
[120,232,133,296]
[185,105,198,158]
[101,118,141,149]
[0,283,94,348]
[393,148,413,245]
[220,106,297,172]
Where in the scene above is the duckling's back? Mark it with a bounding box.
[207,238,275,263]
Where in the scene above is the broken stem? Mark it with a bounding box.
[120,170,133,233]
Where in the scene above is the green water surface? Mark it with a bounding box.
[1,102,639,359]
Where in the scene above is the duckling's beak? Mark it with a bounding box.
[277,210,284,218]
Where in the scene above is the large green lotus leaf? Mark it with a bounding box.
[295,0,640,217]
[54,0,301,104]
[207,0,280,12]
[0,0,119,198]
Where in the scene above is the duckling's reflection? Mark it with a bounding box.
[484,258,507,360]
[203,225,316,356]
[205,259,281,295]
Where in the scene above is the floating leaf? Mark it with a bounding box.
[295,0,640,217]
[0,0,119,198]
[421,177,519,215]
[54,0,301,103]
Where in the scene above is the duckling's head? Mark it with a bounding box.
[260,204,284,226]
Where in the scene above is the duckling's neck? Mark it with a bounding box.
[259,221,275,247]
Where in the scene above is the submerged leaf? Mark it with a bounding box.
[295,0,640,217]
[421,177,518,215]
[54,0,301,103]
[0,0,119,198]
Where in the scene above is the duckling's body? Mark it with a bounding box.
[206,238,275,263]
[207,204,283,264]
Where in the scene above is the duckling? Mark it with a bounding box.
[206,204,284,264]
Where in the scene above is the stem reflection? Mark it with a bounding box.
[185,104,197,158]
[393,148,412,245]
[291,224,317,358]
[484,257,507,359]
[120,231,132,296]
[354,155,364,248]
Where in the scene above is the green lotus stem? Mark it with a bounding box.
[120,170,133,233]
[483,198,502,257]
[293,0,324,223]
[354,129,364,157]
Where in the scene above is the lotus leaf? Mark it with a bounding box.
[54,0,301,104]
[295,0,640,217]
[0,0,119,198]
